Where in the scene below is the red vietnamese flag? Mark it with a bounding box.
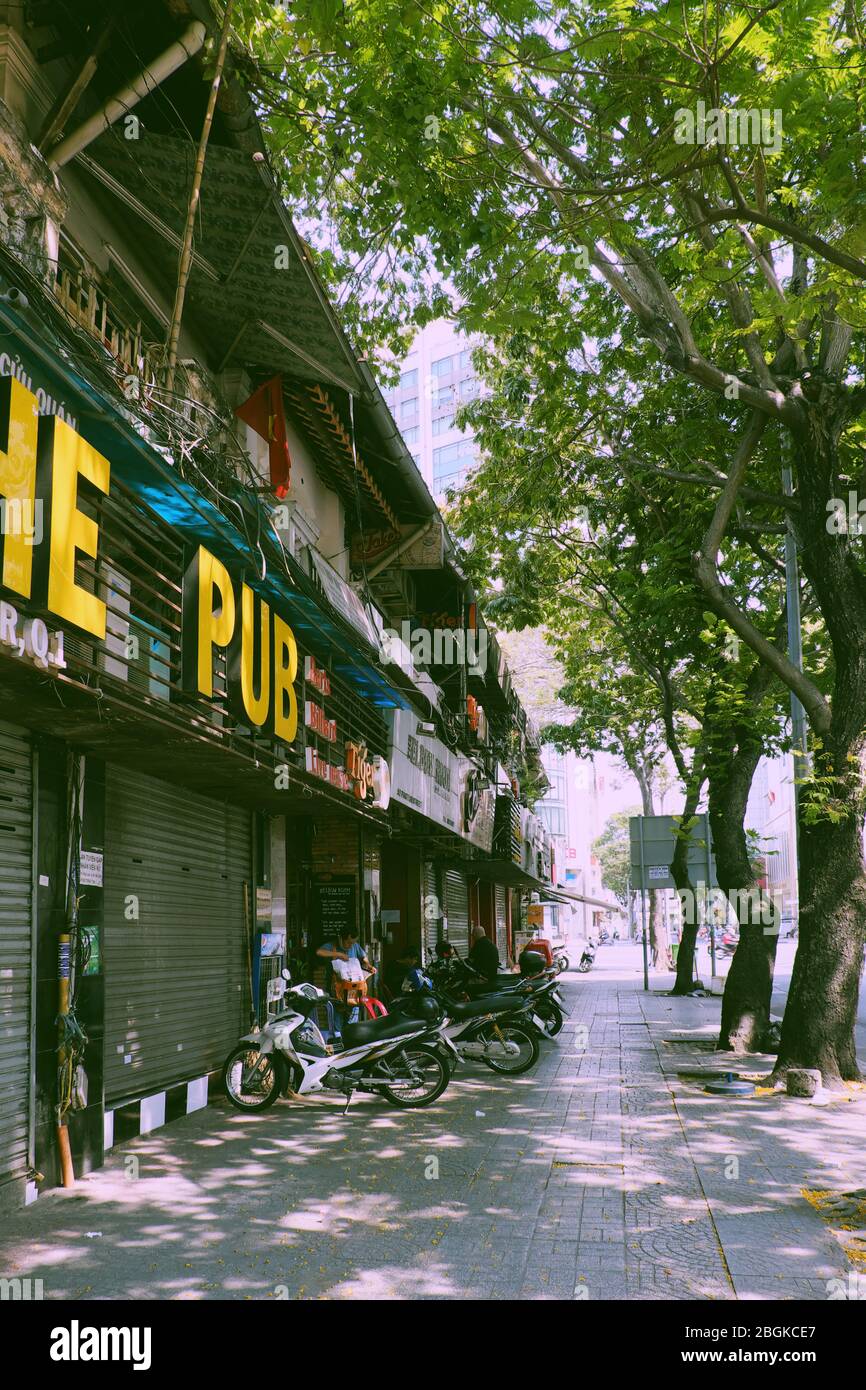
[235,375,291,497]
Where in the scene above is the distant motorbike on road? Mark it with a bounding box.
[577,938,597,973]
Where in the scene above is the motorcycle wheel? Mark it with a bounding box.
[577,961,591,974]
[538,1004,564,1036]
[223,1043,282,1112]
[376,1044,450,1108]
[557,955,570,972]
[479,1023,539,1074]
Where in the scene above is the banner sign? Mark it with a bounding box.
[460,759,495,852]
[311,550,379,649]
[387,708,460,832]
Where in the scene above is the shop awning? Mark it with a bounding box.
[453,858,553,891]
[538,887,624,912]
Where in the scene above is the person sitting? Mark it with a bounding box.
[468,924,500,981]
[316,930,373,1034]
[384,948,424,1000]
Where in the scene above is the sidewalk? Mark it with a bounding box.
[0,951,863,1300]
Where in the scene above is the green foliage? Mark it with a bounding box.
[233,0,864,821]
[593,810,639,908]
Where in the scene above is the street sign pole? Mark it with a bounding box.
[638,817,649,992]
[705,812,716,981]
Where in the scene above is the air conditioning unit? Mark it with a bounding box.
[369,567,415,616]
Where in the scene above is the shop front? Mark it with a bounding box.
[0,720,34,1211]
[0,322,401,1196]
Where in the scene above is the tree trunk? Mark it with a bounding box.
[670,789,705,993]
[772,801,866,1084]
[629,756,674,971]
[706,659,780,1051]
[718,922,779,1052]
[771,409,866,1083]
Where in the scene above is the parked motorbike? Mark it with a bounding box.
[223,971,454,1112]
[391,972,541,1074]
[431,954,565,1039]
[577,939,597,974]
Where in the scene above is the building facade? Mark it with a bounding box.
[382,320,482,504]
[0,0,552,1212]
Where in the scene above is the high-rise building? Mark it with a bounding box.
[385,323,621,943]
[745,754,798,928]
[383,320,481,503]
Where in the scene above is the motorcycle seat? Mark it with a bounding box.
[341,1014,429,1048]
[463,975,524,996]
[447,993,525,1020]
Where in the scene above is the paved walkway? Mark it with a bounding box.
[1,949,864,1300]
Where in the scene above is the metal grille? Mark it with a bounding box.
[102,765,251,1103]
[495,883,508,965]
[423,862,440,964]
[0,722,32,1191]
[444,868,470,959]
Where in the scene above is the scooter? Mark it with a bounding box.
[577,938,597,973]
[223,971,455,1112]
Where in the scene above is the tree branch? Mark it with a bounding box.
[693,411,832,735]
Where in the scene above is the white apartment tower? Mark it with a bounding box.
[383,320,481,502]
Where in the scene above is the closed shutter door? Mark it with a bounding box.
[0,723,32,1195]
[423,863,440,964]
[444,869,470,959]
[103,766,251,1103]
[495,884,508,964]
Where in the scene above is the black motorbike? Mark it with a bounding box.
[430,953,566,1039]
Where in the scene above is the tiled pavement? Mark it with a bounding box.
[1,948,864,1300]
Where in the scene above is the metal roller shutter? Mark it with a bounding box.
[0,722,33,1196]
[444,869,470,960]
[423,862,440,964]
[495,883,508,965]
[103,766,251,1103]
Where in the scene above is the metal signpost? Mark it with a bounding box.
[629,813,718,990]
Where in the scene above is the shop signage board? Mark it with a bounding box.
[313,875,357,942]
[79,850,104,887]
[460,759,495,853]
[0,370,306,744]
[310,551,378,650]
[387,708,461,832]
[350,519,445,572]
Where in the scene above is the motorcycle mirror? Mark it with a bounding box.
[281,967,292,981]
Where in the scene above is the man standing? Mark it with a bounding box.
[468,924,500,982]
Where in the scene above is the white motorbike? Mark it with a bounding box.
[223,971,453,1112]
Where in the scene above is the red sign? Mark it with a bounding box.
[305,748,351,791]
[305,700,337,741]
[305,655,331,697]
